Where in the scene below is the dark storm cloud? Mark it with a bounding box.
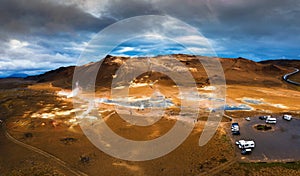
[136,0,300,40]
[204,0,300,60]
[207,0,300,35]
[0,0,115,36]
[101,0,162,19]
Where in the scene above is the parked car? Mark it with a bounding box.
[236,140,255,149]
[231,123,240,135]
[283,114,292,121]
[245,117,251,121]
[266,117,277,124]
[241,148,252,155]
[259,115,269,120]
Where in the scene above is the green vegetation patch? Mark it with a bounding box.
[240,161,300,171]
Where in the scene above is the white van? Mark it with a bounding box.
[266,117,277,124]
[283,114,292,121]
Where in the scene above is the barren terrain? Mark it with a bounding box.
[1,55,300,175]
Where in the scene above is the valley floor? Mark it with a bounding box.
[0,80,300,176]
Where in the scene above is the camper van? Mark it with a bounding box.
[236,140,255,149]
[266,117,277,124]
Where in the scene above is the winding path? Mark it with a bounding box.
[1,123,88,176]
[283,68,300,86]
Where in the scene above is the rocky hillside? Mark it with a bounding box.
[26,55,295,89]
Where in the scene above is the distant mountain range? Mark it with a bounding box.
[6,73,28,78]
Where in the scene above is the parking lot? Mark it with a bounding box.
[230,116,300,162]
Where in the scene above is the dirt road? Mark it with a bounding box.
[1,122,88,176]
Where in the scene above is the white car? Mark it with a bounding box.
[236,140,255,149]
[283,114,292,121]
[266,117,277,124]
[241,148,252,155]
[245,117,251,121]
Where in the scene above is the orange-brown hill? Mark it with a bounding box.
[260,59,300,83]
[259,59,300,69]
[26,55,296,89]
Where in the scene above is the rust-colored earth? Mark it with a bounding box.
[1,55,300,176]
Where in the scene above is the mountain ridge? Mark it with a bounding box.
[23,54,300,89]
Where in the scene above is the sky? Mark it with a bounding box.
[1,0,300,77]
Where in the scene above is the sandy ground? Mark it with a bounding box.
[0,79,300,175]
[1,85,235,176]
[289,70,300,83]
[0,124,67,176]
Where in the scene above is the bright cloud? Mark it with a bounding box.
[9,39,29,50]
